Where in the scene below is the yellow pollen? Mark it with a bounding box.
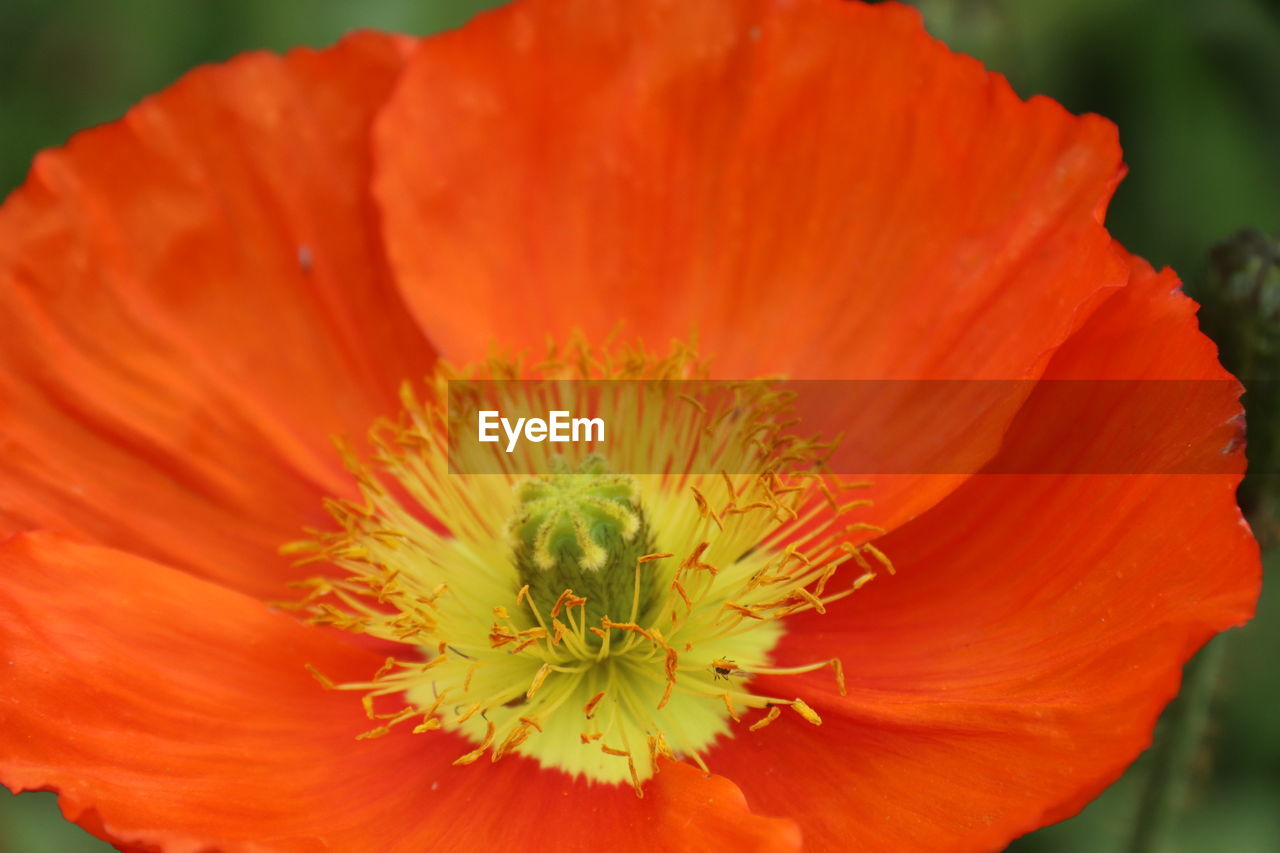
[749,705,782,732]
[285,338,892,793]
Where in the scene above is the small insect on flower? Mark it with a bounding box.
[710,657,745,681]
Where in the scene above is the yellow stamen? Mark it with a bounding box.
[286,338,892,795]
[749,705,782,732]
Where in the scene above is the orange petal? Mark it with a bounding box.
[0,533,799,852]
[736,472,1254,850]
[376,0,1124,381]
[390,756,802,852]
[715,256,1258,849]
[0,532,386,851]
[649,760,801,851]
[373,0,1128,532]
[989,249,1245,474]
[0,33,434,600]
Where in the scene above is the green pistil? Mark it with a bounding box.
[509,456,656,634]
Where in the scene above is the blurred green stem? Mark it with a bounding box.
[1126,637,1227,853]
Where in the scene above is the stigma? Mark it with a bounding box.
[286,340,891,796]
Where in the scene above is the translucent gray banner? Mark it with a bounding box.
[445,379,1245,475]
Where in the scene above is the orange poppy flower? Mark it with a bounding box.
[0,1,1260,851]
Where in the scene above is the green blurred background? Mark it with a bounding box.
[0,1,1276,851]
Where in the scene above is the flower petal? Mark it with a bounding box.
[0,532,385,851]
[0,33,434,600]
[0,533,799,852]
[375,0,1124,382]
[373,0,1127,531]
[712,256,1259,850]
[648,761,802,852]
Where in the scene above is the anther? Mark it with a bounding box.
[453,721,496,766]
[749,706,781,732]
[790,698,822,726]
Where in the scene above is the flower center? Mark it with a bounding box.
[510,455,655,631]
[287,340,892,795]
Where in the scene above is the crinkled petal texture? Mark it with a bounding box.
[0,33,435,600]
[0,1,1260,853]
[724,256,1259,851]
[377,0,1123,380]
[373,0,1129,529]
